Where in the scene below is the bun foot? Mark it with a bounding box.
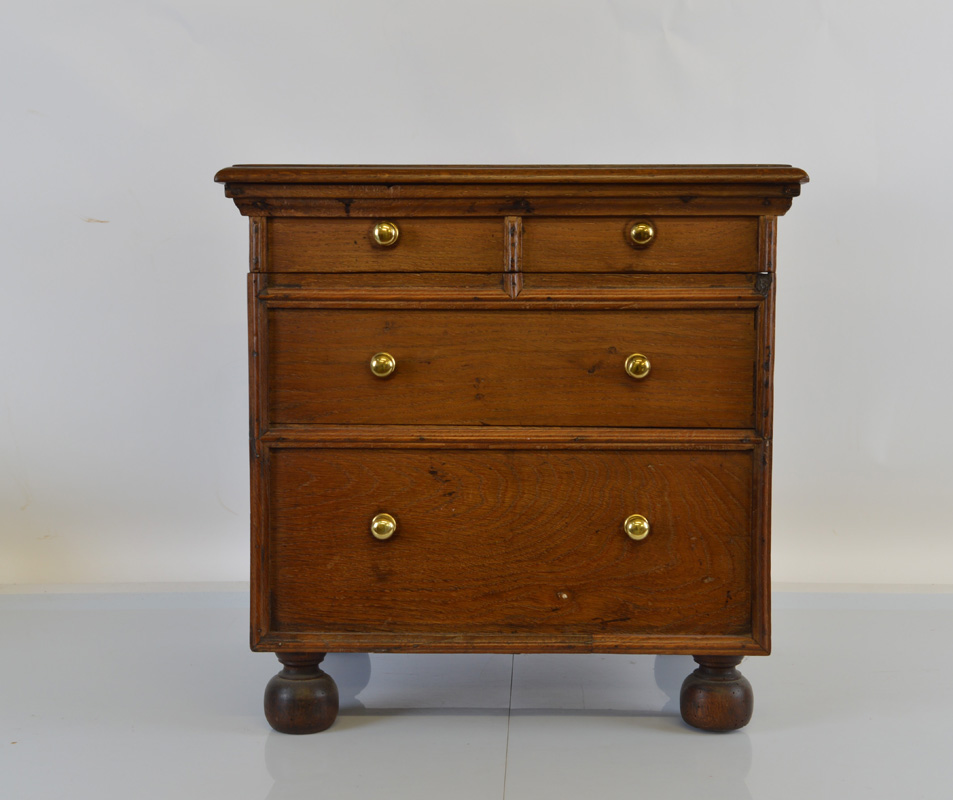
[680,656,753,732]
[264,652,339,734]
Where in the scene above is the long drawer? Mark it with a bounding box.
[266,308,758,428]
[266,448,753,637]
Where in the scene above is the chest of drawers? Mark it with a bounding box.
[214,165,808,733]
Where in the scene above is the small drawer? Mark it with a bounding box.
[521,216,759,272]
[266,448,753,636]
[267,217,503,272]
[266,308,757,428]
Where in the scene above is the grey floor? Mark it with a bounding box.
[1,586,951,799]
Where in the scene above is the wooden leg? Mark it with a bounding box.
[679,656,753,732]
[264,652,339,734]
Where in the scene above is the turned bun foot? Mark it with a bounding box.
[264,652,339,734]
[680,656,753,732]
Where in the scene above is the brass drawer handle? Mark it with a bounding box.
[624,353,651,379]
[370,352,396,377]
[371,513,397,540]
[627,219,655,247]
[624,514,650,541]
[372,221,400,247]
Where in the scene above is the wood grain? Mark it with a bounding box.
[228,195,795,218]
[260,426,757,449]
[503,215,523,298]
[680,656,753,731]
[269,217,502,272]
[215,164,809,185]
[266,308,757,428]
[267,449,752,637]
[248,271,270,641]
[253,630,766,655]
[758,216,777,272]
[522,216,759,273]
[259,271,763,307]
[264,653,338,734]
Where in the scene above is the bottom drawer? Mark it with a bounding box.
[263,448,754,641]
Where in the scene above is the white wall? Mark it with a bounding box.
[2,0,951,585]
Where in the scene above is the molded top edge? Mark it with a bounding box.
[214,164,809,185]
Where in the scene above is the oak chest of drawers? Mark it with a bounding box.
[214,164,808,733]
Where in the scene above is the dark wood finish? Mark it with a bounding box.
[215,165,807,219]
[215,164,808,185]
[248,270,270,642]
[680,656,753,731]
[266,308,757,428]
[752,244,778,650]
[216,164,807,733]
[522,216,759,273]
[259,632,764,655]
[228,195,796,219]
[263,652,339,734]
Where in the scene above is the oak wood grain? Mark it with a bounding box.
[269,217,502,273]
[253,630,767,655]
[260,426,757,449]
[522,216,759,273]
[267,449,752,637]
[266,308,758,428]
[258,271,763,308]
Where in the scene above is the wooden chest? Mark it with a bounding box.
[214,165,808,733]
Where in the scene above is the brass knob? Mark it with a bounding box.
[627,220,655,247]
[624,514,650,541]
[624,353,651,379]
[371,513,397,540]
[370,352,396,377]
[372,221,400,247]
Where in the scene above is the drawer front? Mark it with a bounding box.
[267,309,757,428]
[268,217,503,272]
[267,448,753,636]
[522,216,759,272]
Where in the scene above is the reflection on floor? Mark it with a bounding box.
[1,587,951,799]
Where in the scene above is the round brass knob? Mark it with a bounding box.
[627,220,655,247]
[370,352,396,377]
[624,353,651,380]
[370,513,397,540]
[372,221,400,247]
[624,514,650,541]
